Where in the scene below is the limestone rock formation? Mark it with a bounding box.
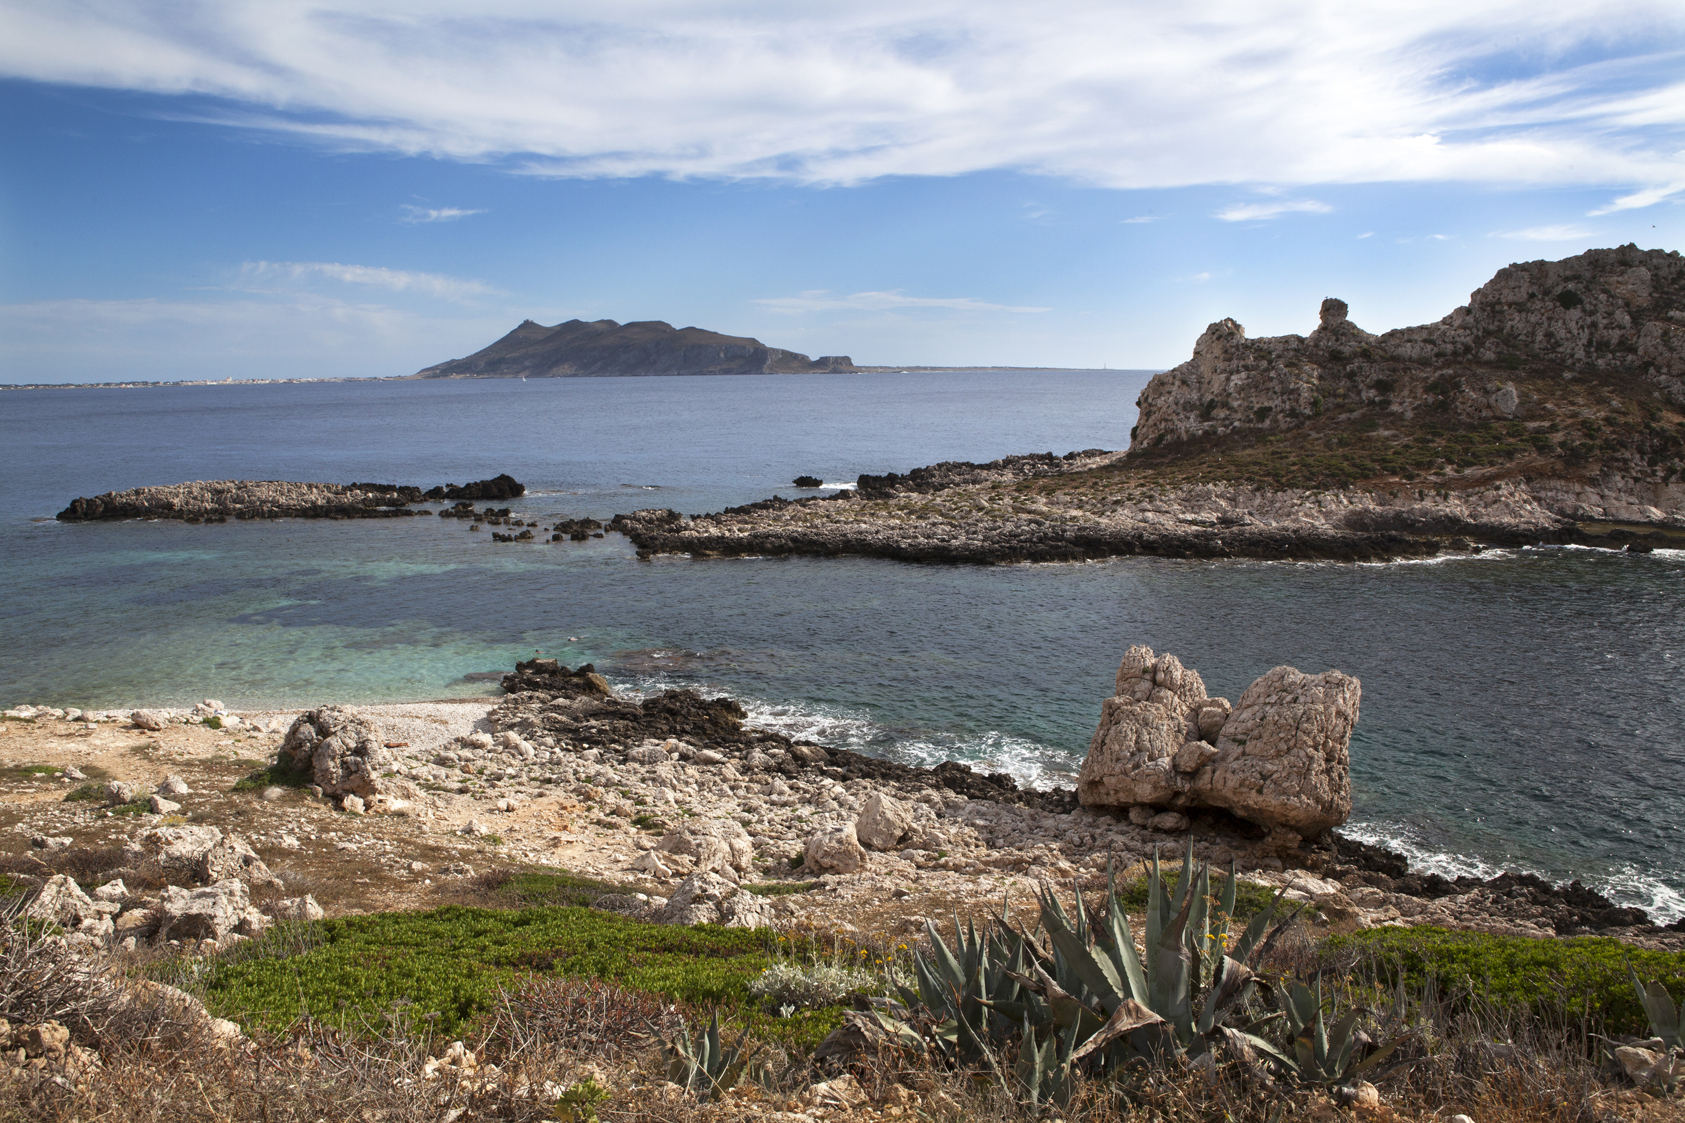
[855,792,916,851]
[654,870,775,927]
[1078,645,1359,838]
[656,819,755,879]
[1132,245,1685,450]
[57,475,522,522]
[805,822,867,873]
[281,706,419,809]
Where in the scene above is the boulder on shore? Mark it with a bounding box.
[1077,645,1358,839]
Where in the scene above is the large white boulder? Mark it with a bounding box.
[152,879,270,944]
[804,822,866,874]
[855,792,916,851]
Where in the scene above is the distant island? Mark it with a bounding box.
[408,318,857,379]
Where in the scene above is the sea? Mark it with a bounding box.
[1,371,1682,921]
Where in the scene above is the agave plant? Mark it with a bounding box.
[664,1010,762,1100]
[892,841,1298,1106]
[1274,979,1408,1088]
[1631,968,1683,1050]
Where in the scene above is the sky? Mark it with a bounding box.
[2,1,1684,383]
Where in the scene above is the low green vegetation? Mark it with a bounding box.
[1326,926,1685,1035]
[1115,868,1281,922]
[194,905,845,1048]
[231,755,312,792]
[745,880,819,897]
[62,783,103,802]
[2,763,61,779]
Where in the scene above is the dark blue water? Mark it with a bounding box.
[1,373,1682,920]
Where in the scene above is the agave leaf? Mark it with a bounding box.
[1101,902,1149,1005]
[1348,1029,1415,1078]
[1218,860,1239,926]
[1326,1008,1363,1076]
[1198,955,1256,1034]
[1632,968,1683,1048]
[1069,997,1168,1062]
[927,921,967,990]
[1043,907,1127,1014]
[1232,884,1286,964]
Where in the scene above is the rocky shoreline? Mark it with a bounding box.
[5,662,1680,958]
[55,474,526,522]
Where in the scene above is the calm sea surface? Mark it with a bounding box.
[1,372,1681,920]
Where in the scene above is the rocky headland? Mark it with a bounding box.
[55,474,525,522]
[412,318,856,379]
[618,246,1685,563]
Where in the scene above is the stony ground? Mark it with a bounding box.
[4,695,1681,951]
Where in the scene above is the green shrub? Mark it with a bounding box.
[745,881,819,897]
[1325,926,1685,1034]
[1116,870,1281,921]
[195,905,843,1048]
[491,869,630,908]
[109,798,152,816]
[232,756,312,792]
[63,783,102,802]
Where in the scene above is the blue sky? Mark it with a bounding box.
[2,2,1684,382]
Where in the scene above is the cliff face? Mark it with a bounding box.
[1134,245,1685,448]
[411,318,856,378]
[1127,245,1685,524]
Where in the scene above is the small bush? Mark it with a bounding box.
[749,962,874,1010]
[63,783,102,802]
[232,756,312,792]
[745,881,819,897]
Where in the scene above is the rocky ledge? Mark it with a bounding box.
[618,246,1685,564]
[56,474,524,522]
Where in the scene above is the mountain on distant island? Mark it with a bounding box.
[408,318,856,379]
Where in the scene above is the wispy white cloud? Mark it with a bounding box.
[0,295,515,382]
[0,2,1681,205]
[1587,181,1685,214]
[1490,224,1595,240]
[1214,199,1333,222]
[399,204,486,223]
[1121,215,1162,224]
[234,260,497,301]
[755,289,1050,314]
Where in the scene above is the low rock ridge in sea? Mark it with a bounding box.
[55,474,524,522]
[615,245,1685,563]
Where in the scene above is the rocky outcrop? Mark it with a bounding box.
[499,659,615,699]
[411,317,856,379]
[655,820,755,879]
[1133,246,1685,449]
[652,870,777,927]
[123,825,281,889]
[57,476,523,522]
[1077,645,1358,839]
[281,706,420,811]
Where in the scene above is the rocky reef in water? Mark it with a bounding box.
[410,317,855,378]
[614,245,1685,563]
[55,474,524,522]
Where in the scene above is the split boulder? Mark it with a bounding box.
[1078,645,1358,839]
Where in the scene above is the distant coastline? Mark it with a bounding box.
[1,366,1147,391]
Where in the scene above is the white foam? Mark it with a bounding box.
[620,671,1072,790]
[1343,821,1685,925]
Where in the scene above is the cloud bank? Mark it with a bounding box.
[0,1,1682,205]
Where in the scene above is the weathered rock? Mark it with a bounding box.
[130,710,168,731]
[1205,665,1359,837]
[104,781,136,806]
[1147,811,1191,832]
[654,871,774,928]
[499,658,615,699]
[24,875,95,926]
[281,706,395,803]
[149,795,181,814]
[855,792,916,851]
[805,823,867,874]
[92,878,130,903]
[126,825,280,888]
[155,775,192,796]
[21,1023,70,1061]
[153,879,269,944]
[266,895,325,922]
[1079,646,1359,839]
[657,820,754,877]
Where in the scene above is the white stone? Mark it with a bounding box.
[804,822,867,874]
[855,792,916,851]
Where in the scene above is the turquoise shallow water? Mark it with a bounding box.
[1,372,1682,920]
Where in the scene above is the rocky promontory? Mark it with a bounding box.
[55,474,524,522]
[617,246,1685,563]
